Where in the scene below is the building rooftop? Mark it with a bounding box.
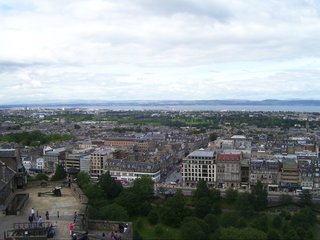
[105,159,160,173]
[217,153,241,162]
[0,149,16,158]
[188,149,215,158]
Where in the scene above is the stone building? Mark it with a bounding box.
[182,149,216,187]
[216,153,241,189]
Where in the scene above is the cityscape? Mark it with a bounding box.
[1,0,320,239]
[1,107,320,239]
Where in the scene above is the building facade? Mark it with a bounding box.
[182,149,216,187]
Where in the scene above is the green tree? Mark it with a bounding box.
[181,217,209,240]
[35,173,48,181]
[100,203,129,221]
[83,183,105,206]
[98,171,123,200]
[236,192,254,217]
[132,176,154,201]
[193,179,211,201]
[299,189,312,206]
[77,171,90,188]
[195,197,212,218]
[51,164,66,181]
[219,227,267,240]
[271,216,282,229]
[225,188,238,204]
[147,208,159,225]
[161,190,186,227]
[280,194,292,205]
[267,230,280,240]
[204,214,219,233]
[251,181,268,211]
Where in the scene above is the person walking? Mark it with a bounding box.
[38,216,43,228]
[31,208,35,221]
[69,222,75,236]
[28,215,33,228]
[73,211,78,223]
[45,211,49,220]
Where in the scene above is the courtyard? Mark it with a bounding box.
[0,184,82,240]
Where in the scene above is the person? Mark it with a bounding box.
[45,211,49,220]
[69,222,75,236]
[73,211,78,223]
[38,216,43,228]
[28,215,33,228]
[31,207,35,221]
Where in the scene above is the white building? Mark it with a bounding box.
[105,159,161,183]
[36,158,44,170]
[182,148,216,187]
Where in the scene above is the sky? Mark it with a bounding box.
[1,0,320,103]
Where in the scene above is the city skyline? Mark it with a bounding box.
[1,0,320,103]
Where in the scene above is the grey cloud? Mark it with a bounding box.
[133,0,231,21]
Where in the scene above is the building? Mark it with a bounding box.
[216,153,241,189]
[104,137,156,152]
[90,149,113,178]
[280,159,301,192]
[36,158,44,170]
[0,161,16,213]
[250,160,280,191]
[80,155,91,173]
[43,148,67,173]
[105,159,161,182]
[298,159,313,190]
[182,149,216,187]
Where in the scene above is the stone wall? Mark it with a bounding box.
[88,220,132,240]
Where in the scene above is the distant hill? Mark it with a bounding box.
[1,99,320,108]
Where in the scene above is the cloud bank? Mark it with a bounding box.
[0,0,320,103]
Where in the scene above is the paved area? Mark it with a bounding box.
[0,185,82,240]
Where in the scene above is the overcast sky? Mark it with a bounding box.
[1,0,320,103]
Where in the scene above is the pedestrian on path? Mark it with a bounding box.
[38,216,43,228]
[28,215,33,228]
[31,207,35,221]
[45,211,49,220]
[69,222,75,236]
[73,211,78,223]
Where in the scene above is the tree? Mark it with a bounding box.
[82,183,106,206]
[225,188,238,204]
[251,181,268,211]
[219,227,267,240]
[299,189,312,206]
[193,179,211,201]
[35,173,48,181]
[161,190,186,227]
[267,230,280,240]
[195,197,212,218]
[51,164,66,181]
[271,216,282,229]
[209,133,217,142]
[132,176,154,201]
[98,171,123,200]
[77,171,90,188]
[204,214,219,233]
[181,217,209,240]
[280,194,292,205]
[100,203,129,221]
[147,209,159,225]
[236,192,254,217]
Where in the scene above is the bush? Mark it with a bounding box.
[35,173,49,181]
[147,209,159,225]
[154,225,163,236]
